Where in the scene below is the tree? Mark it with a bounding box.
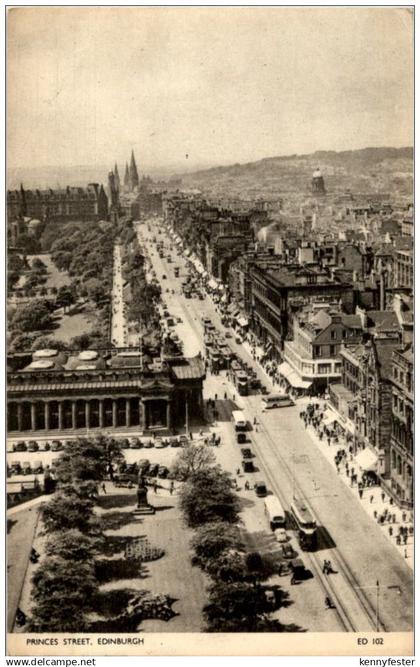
[191,521,244,570]
[179,466,240,527]
[203,581,269,632]
[44,529,101,562]
[42,491,94,534]
[31,336,68,351]
[171,444,216,481]
[11,299,54,332]
[204,549,246,583]
[70,333,92,349]
[85,278,107,306]
[31,257,47,273]
[29,557,97,632]
[56,285,77,312]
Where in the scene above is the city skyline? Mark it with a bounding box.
[8,7,413,173]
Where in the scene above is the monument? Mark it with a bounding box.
[132,473,155,516]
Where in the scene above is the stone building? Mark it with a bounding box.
[7,183,108,223]
[7,348,205,436]
[388,345,413,507]
[249,264,354,359]
[282,307,363,392]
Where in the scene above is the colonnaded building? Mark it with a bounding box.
[7,348,205,435]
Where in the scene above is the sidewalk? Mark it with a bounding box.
[301,406,414,570]
[7,494,50,517]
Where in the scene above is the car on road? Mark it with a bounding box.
[241,448,253,459]
[143,440,154,448]
[236,432,247,444]
[281,543,296,559]
[170,438,181,447]
[242,460,254,473]
[162,274,167,280]
[254,481,267,497]
[22,461,32,475]
[119,438,130,449]
[274,528,289,543]
[179,435,189,446]
[14,441,27,452]
[32,461,44,474]
[155,438,166,448]
[129,437,142,449]
[27,440,39,452]
[157,465,169,479]
[51,440,63,451]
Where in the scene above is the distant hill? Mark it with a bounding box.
[177,146,413,199]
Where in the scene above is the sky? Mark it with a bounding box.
[7,7,414,175]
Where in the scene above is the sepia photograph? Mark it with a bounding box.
[5,5,414,657]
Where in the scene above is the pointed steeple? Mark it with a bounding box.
[124,162,130,191]
[129,150,139,191]
[114,163,120,191]
[19,183,27,217]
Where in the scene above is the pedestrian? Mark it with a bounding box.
[327,437,331,446]
[359,488,363,500]
[153,481,158,494]
[404,548,408,559]
[403,534,408,545]
[388,527,393,537]
[215,393,218,401]
[190,431,193,440]
[254,416,257,425]
[236,468,240,476]
[373,510,378,519]
[392,513,396,523]
[396,535,401,546]
[402,511,407,523]
[370,495,374,504]
[224,392,227,400]
[170,481,174,495]
[102,482,107,494]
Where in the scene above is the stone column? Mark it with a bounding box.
[139,400,145,430]
[126,398,131,427]
[71,401,77,430]
[99,400,104,428]
[44,402,50,431]
[58,402,64,431]
[17,403,23,432]
[30,403,37,431]
[85,401,91,430]
[112,400,117,428]
[166,402,171,430]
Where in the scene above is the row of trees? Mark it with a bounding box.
[28,436,124,631]
[123,240,162,331]
[174,445,285,632]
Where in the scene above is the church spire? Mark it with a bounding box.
[114,163,120,191]
[129,150,139,191]
[124,162,130,191]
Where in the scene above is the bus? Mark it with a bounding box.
[264,495,286,529]
[262,393,295,409]
[290,498,317,550]
[232,410,247,432]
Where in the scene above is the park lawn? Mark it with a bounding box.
[52,308,95,343]
[25,254,71,290]
[97,486,209,632]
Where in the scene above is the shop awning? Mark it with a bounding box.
[278,361,295,379]
[290,377,312,390]
[355,448,378,472]
[237,316,249,328]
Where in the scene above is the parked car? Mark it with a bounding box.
[126,463,138,475]
[236,432,247,444]
[51,440,62,451]
[254,481,267,497]
[27,440,39,452]
[11,462,22,475]
[170,438,181,447]
[22,461,32,475]
[281,543,296,559]
[32,461,44,474]
[179,435,189,446]
[138,459,151,473]
[14,441,27,452]
[242,460,254,473]
[241,448,253,459]
[143,440,154,449]
[155,438,166,449]
[119,438,131,449]
[129,437,142,449]
[157,465,169,479]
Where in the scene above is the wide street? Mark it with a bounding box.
[131,217,413,633]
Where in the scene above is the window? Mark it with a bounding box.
[330,345,335,356]
[331,330,337,340]
[318,363,331,375]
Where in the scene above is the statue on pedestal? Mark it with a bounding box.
[133,472,155,516]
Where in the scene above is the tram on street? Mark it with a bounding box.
[290,498,317,550]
